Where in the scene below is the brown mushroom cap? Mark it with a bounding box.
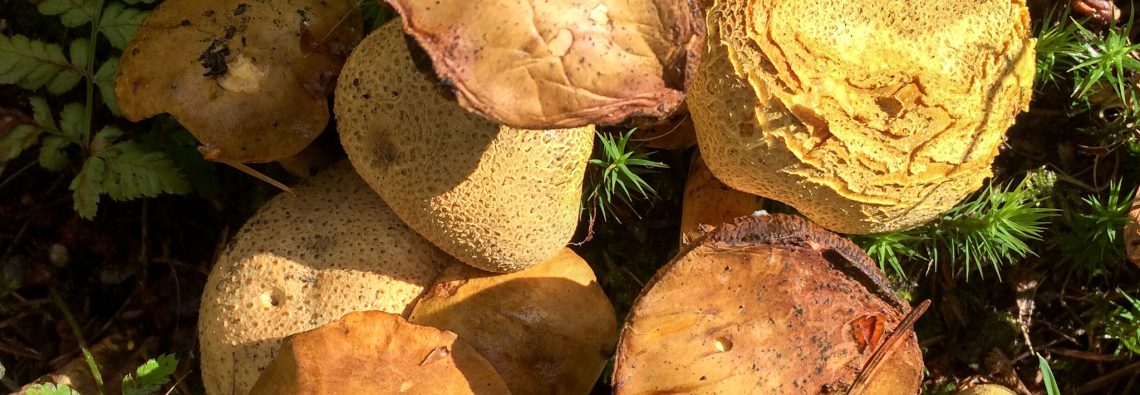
[336,22,594,273]
[679,151,765,244]
[115,0,362,163]
[689,0,1035,233]
[380,0,704,129]
[249,311,511,395]
[613,213,923,394]
[408,248,617,395]
[198,162,452,395]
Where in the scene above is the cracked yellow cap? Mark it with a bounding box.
[689,0,1035,233]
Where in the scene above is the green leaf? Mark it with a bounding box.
[58,103,86,140]
[39,136,72,171]
[91,125,124,153]
[1038,354,1061,395]
[24,383,80,395]
[29,97,57,130]
[0,125,43,162]
[95,58,121,115]
[100,141,191,201]
[68,39,92,72]
[0,35,84,94]
[122,354,178,395]
[70,155,106,219]
[38,0,101,29]
[99,3,149,49]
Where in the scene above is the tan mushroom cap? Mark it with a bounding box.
[956,384,1019,395]
[689,0,1035,233]
[115,0,362,163]
[381,0,704,129]
[409,248,617,395]
[613,214,923,394]
[249,311,511,395]
[198,162,452,395]
[679,151,765,244]
[336,23,594,273]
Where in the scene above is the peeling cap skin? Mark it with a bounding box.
[409,248,618,395]
[613,214,923,394]
[336,23,595,273]
[197,162,452,395]
[381,0,705,129]
[249,311,511,395]
[689,0,1035,233]
[115,0,362,163]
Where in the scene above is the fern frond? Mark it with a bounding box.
[38,0,101,29]
[98,3,148,49]
[0,35,84,94]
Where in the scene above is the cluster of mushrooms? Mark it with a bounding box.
[111,0,1035,393]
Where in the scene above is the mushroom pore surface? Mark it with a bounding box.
[336,23,594,273]
[689,0,1035,233]
[197,162,451,395]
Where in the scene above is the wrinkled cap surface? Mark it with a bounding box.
[382,0,705,129]
[249,311,511,395]
[689,0,1035,233]
[613,214,923,394]
[115,0,362,163]
[409,248,617,395]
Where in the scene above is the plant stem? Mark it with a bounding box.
[0,161,36,192]
[50,287,105,395]
[82,0,108,150]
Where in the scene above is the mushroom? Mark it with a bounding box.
[679,151,765,244]
[1125,185,1140,267]
[613,213,924,394]
[956,384,1018,395]
[630,104,699,150]
[380,0,705,129]
[197,162,452,395]
[688,0,1035,233]
[249,311,510,395]
[336,22,594,273]
[408,248,617,395]
[115,0,362,163]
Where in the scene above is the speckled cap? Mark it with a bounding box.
[197,162,452,395]
[336,22,594,273]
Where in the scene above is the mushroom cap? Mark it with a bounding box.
[688,0,1035,233]
[408,248,617,395]
[380,0,704,129]
[956,384,1019,395]
[249,311,511,395]
[679,151,765,244]
[197,162,451,395]
[613,214,923,394]
[115,0,362,163]
[336,23,594,273]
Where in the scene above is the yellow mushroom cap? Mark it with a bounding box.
[336,23,594,273]
[689,0,1035,233]
[409,248,617,395]
[249,311,511,395]
[115,0,362,163]
[197,162,452,395]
